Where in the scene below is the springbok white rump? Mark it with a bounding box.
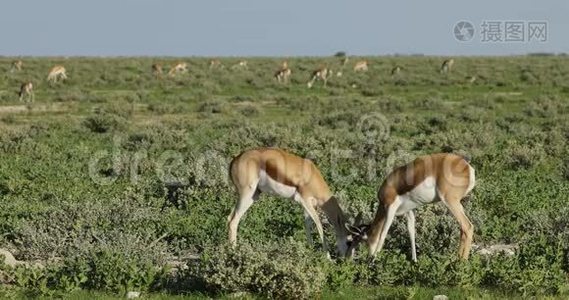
[347,153,475,261]
[228,148,353,256]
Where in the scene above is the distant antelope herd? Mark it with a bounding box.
[5,57,464,104]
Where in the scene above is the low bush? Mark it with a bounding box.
[184,240,327,299]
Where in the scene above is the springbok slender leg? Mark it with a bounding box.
[370,197,401,256]
[406,210,417,262]
[441,194,473,259]
[296,193,327,253]
[303,210,314,246]
[228,185,259,245]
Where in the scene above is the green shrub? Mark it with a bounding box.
[184,240,327,299]
[83,112,127,133]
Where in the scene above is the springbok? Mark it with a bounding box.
[353,60,369,72]
[47,65,67,83]
[10,60,23,72]
[335,57,349,77]
[346,153,475,261]
[228,148,353,257]
[168,62,188,77]
[307,67,332,88]
[440,59,454,74]
[18,82,34,102]
[209,59,224,69]
[231,60,248,70]
[151,63,163,77]
[274,61,292,83]
[391,66,402,76]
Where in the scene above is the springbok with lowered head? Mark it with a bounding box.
[168,62,188,77]
[346,153,475,261]
[231,60,248,70]
[307,67,332,88]
[228,148,353,257]
[47,65,67,83]
[353,60,369,72]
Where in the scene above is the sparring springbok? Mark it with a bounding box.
[18,82,34,102]
[440,59,454,74]
[151,63,163,77]
[274,61,292,83]
[353,60,369,72]
[346,153,476,261]
[47,65,67,83]
[228,148,353,257]
[11,60,23,72]
[168,62,188,77]
[307,67,332,88]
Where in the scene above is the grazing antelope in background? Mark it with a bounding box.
[228,148,353,257]
[47,65,67,83]
[209,59,224,69]
[440,59,454,74]
[274,61,292,83]
[391,66,402,76]
[346,153,476,261]
[168,62,188,77]
[335,57,349,77]
[353,60,369,72]
[467,76,477,84]
[18,82,34,102]
[307,67,332,88]
[231,60,248,70]
[151,63,163,77]
[10,60,23,72]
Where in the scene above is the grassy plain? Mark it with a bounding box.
[0,55,568,298]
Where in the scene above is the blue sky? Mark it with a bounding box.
[0,0,566,56]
